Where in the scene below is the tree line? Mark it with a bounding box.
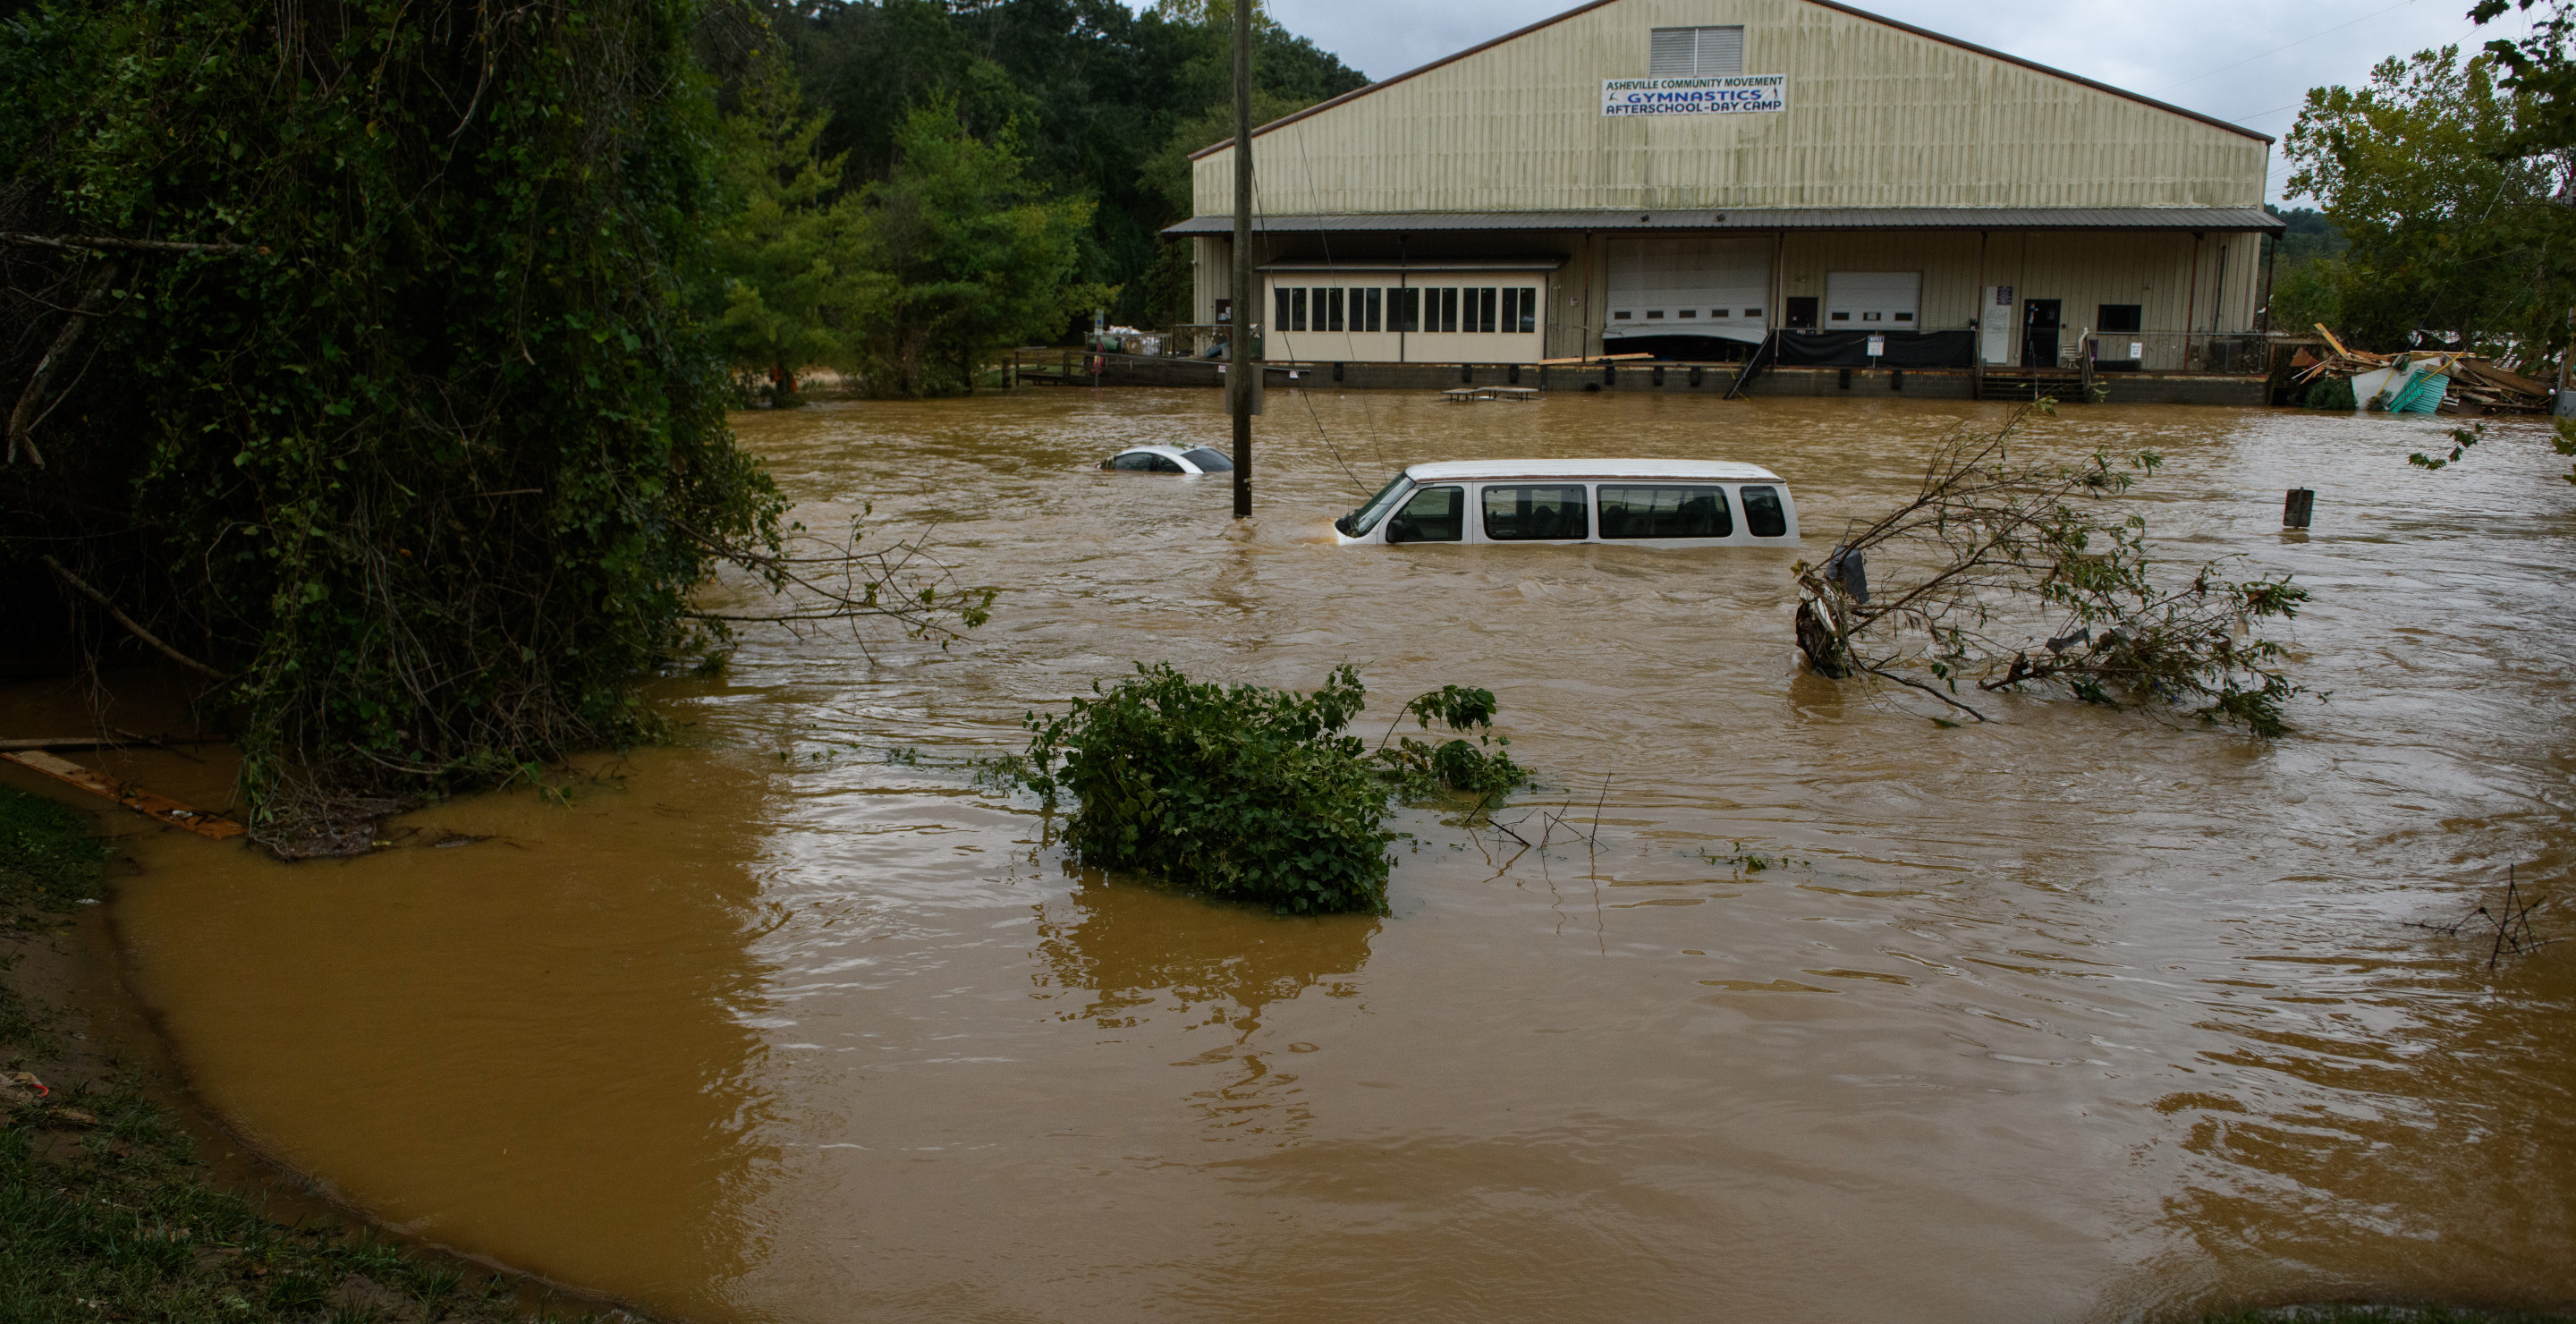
[704,0,1367,396]
[2273,1,2574,368]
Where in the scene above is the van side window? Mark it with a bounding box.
[1481,484,1589,540]
[1386,486,1464,543]
[1738,485,1787,537]
[1598,485,1733,539]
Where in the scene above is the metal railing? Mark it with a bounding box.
[2079,331,2268,375]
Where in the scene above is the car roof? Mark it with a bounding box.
[1403,459,1784,482]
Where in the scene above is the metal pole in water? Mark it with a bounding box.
[1229,0,1254,519]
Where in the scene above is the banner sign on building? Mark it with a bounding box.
[1601,75,1788,116]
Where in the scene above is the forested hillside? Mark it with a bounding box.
[760,0,1370,329]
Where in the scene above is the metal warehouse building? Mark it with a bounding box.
[1165,0,2285,400]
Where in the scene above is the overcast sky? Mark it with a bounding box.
[1240,0,2538,203]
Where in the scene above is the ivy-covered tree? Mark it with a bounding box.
[0,0,982,848]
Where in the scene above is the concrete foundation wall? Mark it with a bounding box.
[1046,353,2266,405]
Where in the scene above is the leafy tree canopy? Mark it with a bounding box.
[2283,44,2575,361]
[760,0,1368,328]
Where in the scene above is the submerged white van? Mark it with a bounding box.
[1333,460,1799,547]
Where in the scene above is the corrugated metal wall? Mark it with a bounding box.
[1195,0,2268,217]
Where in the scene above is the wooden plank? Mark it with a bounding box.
[0,751,245,840]
[0,738,122,751]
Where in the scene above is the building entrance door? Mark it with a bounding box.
[2021,299,2061,367]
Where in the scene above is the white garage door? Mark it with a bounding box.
[1823,272,1920,328]
[1606,238,1771,344]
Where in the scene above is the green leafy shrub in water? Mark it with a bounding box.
[1014,666,1529,914]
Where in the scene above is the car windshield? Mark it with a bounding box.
[1337,474,1411,537]
[1181,447,1233,472]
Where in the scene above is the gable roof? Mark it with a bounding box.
[1191,0,2273,162]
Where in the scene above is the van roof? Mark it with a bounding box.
[1403,459,1784,483]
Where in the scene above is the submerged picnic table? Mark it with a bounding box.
[1441,386,1540,403]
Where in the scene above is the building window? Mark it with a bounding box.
[1474,288,1495,333]
[1291,288,1308,332]
[1516,288,1537,333]
[1861,311,1881,321]
[1893,311,1912,322]
[1647,310,1665,319]
[1679,309,1697,318]
[1501,288,1518,331]
[1614,310,1632,320]
[1744,309,1762,318]
[1366,287,1383,332]
[1393,287,1419,333]
[1439,287,1459,333]
[1275,287,1291,331]
[1649,25,1744,78]
[2097,303,2143,333]
[1326,287,1344,332]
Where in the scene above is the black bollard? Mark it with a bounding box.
[2284,488,2315,529]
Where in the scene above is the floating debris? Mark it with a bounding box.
[0,750,244,840]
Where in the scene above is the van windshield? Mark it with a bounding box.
[1337,474,1411,537]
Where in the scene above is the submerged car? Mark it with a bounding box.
[1102,445,1236,475]
[1334,460,1798,547]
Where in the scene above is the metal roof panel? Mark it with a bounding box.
[1404,459,1784,482]
[1165,208,2285,236]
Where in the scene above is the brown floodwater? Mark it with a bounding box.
[25,388,2576,1321]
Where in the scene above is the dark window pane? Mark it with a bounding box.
[1386,486,1464,543]
[1479,288,1497,333]
[1597,485,1733,539]
[1292,288,1307,332]
[1181,447,1233,471]
[1149,454,1186,473]
[1519,288,1538,333]
[1366,288,1383,332]
[1326,287,1344,332]
[1397,288,1419,333]
[1739,485,1787,537]
[2097,303,2143,333]
[1440,288,1459,333]
[1502,287,1519,330]
[1275,287,1290,331]
[1481,484,1589,541]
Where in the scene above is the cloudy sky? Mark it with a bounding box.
[1247,0,2538,202]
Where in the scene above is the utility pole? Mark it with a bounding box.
[1229,0,1254,518]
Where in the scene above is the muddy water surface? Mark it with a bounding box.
[58,390,2576,1321]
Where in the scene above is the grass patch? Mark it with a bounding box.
[0,784,606,1322]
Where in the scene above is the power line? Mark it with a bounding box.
[2149,0,2419,95]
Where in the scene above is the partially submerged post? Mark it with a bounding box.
[2283,488,2314,529]
[1228,0,1254,518]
